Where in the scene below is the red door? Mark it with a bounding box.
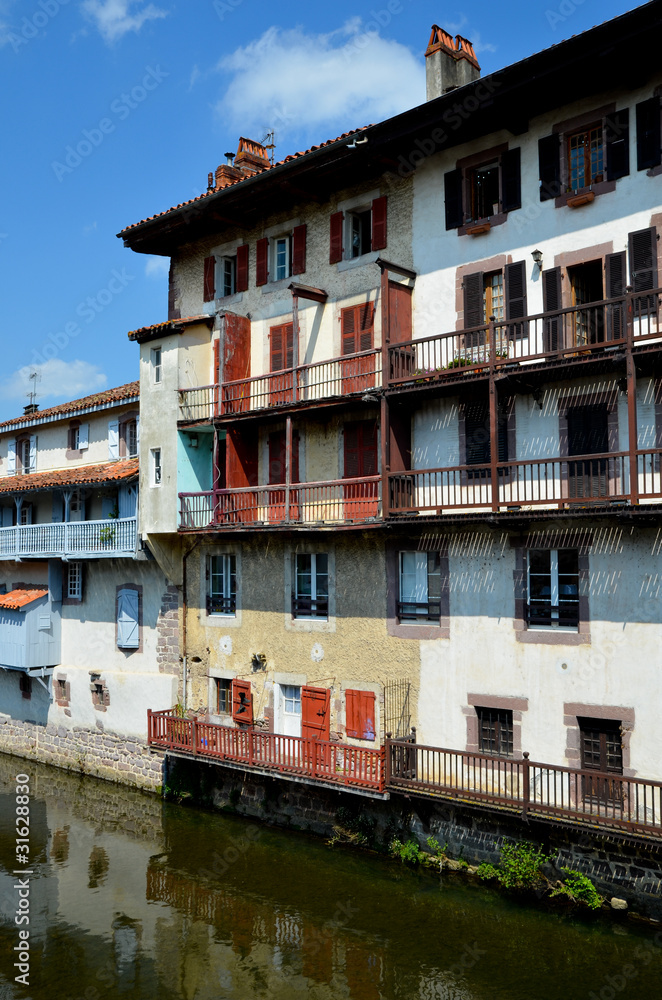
[222,429,258,523]
[340,303,375,394]
[267,431,299,522]
[343,420,379,518]
[221,313,251,414]
[302,686,331,775]
[269,323,294,406]
[388,281,414,380]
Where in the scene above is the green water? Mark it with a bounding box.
[0,754,661,1000]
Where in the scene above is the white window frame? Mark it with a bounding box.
[398,551,442,624]
[273,235,292,282]
[151,347,162,384]
[67,562,82,601]
[19,502,32,526]
[125,419,138,459]
[219,256,236,297]
[151,448,162,486]
[208,554,237,617]
[527,548,579,631]
[70,425,80,450]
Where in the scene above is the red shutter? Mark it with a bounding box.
[359,304,374,352]
[345,689,375,741]
[270,323,294,372]
[292,224,307,276]
[232,679,253,725]
[302,686,330,741]
[341,307,357,355]
[371,196,387,251]
[344,420,377,478]
[236,244,249,292]
[342,305,374,355]
[329,211,344,264]
[256,237,269,286]
[268,432,285,485]
[203,256,215,301]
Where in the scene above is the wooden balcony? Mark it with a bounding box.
[387,290,662,388]
[0,517,138,559]
[388,450,662,514]
[178,348,382,423]
[178,476,381,530]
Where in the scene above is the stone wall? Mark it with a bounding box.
[156,583,181,681]
[0,715,164,791]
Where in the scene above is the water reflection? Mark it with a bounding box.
[0,753,661,1000]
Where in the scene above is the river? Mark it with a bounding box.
[1,753,661,1000]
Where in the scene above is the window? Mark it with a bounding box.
[151,448,162,486]
[345,689,376,741]
[282,684,301,716]
[329,197,387,264]
[527,549,579,629]
[445,148,521,229]
[462,261,527,342]
[18,438,33,474]
[579,717,623,806]
[55,676,70,708]
[117,587,140,649]
[18,503,32,526]
[349,209,372,258]
[256,226,306,286]
[91,675,110,710]
[538,108,630,202]
[215,678,232,715]
[476,707,514,757]
[151,347,162,384]
[274,236,292,281]
[293,553,328,619]
[67,562,82,601]
[207,555,236,616]
[568,124,604,189]
[122,419,138,459]
[70,425,80,450]
[398,552,441,623]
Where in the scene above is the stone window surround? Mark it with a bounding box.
[284,542,336,634]
[54,673,71,711]
[207,667,238,723]
[386,539,450,640]
[563,702,635,777]
[90,672,110,712]
[551,241,614,310]
[512,529,592,646]
[464,693,529,757]
[115,583,143,654]
[201,543,242,629]
[62,562,83,606]
[551,102,618,208]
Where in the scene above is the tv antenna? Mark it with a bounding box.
[261,130,276,165]
[27,369,40,408]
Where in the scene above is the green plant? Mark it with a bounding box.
[480,841,550,890]
[390,837,427,865]
[551,869,604,910]
[477,862,499,881]
[99,524,116,545]
[426,836,447,858]
[328,807,377,848]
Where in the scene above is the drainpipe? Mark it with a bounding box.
[181,537,202,713]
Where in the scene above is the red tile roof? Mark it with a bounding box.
[127,315,214,342]
[0,382,139,431]
[0,588,49,610]
[0,459,138,495]
[118,128,372,235]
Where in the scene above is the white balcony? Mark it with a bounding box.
[0,517,138,559]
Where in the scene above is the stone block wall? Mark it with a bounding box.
[156,584,181,684]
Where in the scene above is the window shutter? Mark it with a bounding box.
[268,431,285,485]
[7,440,16,474]
[465,402,490,465]
[28,435,37,473]
[605,109,630,180]
[232,679,253,725]
[117,588,139,648]
[505,261,528,339]
[108,420,119,460]
[341,306,356,355]
[256,237,269,286]
[345,690,375,741]
[358,303,374,352]
[463,271,483,328]
[203,255,216,301]
[329,211,344,264]
[78,423,89,450]
[343,420,377,478]
[236,243,249,292]
[606,252,627,298]
[542,266,562,351]
[371,196,387,250]
[636,97,661,171]
[498,401,510,463]
[292,224,307,275]
[500,147,521,213]
[538,134,561,201]
[135,416,140,455]
[629,227,658,291]
[52,493,64,523]
[444,168,463,229]
[270,324,293,372]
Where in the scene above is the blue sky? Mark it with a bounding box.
[0,0,641,421]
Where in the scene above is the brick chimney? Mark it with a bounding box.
[208,137,271,192]
[23,403,39,415]
[425,26,480,100]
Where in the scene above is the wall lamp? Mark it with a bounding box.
[531,249,543,272]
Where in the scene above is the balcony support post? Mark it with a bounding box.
[292,292,300,404]
[285,415,292,522]
[625,287,639,505]
[488,323,499,512]
[381,396,390,518]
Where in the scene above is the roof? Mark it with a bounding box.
[0,588,49,610]
[0,382,139,432]
[128,314,214,343]
[0,459,139,496]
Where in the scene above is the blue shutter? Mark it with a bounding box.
[117,588,139,648]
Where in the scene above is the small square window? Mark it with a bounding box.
[67,562,82,601]
[398,552,441,623]
[476,707,513,757]
[151,347,162,384]
[293,553,328,619]
[151,448,162,486]
[215,678,232,715]
[208,555,236,616]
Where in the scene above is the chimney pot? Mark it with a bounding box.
[425,24,480,101]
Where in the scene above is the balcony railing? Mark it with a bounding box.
[387,289,662,386]
[389,450,662,513]
[178,348,382,421]
[0,517,137,558]
[179,476,381,529]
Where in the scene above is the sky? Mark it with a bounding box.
[0,0,644,421]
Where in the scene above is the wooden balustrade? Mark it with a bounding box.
[0,517,137,558]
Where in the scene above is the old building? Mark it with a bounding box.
[0,384,178,785]
[122,4,662,829]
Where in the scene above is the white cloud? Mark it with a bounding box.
[81,0,167,44]
[215,22,425,140]
[2,360,107,403]
[144,257,169,279]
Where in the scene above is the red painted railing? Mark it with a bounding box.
[148,710,385,792]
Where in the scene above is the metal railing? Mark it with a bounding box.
[0,517,137,558]
[178,348,382,421]
[387,289,662,386]
[179,476,381,529]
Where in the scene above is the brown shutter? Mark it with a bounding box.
[341,306,356,355]
[329,211,343,263]
[270,323,293,371]
[203,255,215,301]
[500,147,521,213]
[292,224,307,275]
[444,168,463,229]
[371,196,387,250]
[629,227,658,291]
[605,109,630,180]
[542,266,562,351]
[505,261,528,339]
[358,303,374,352]
[463,272,483,329]
[344,420,377,478]
[236,243,249,292]
[636,97,661,171]
[345,690,375,741]
[256,237,269,286]
[538,134,561,201]
[231,679,253,725]
[302,686,330,741]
